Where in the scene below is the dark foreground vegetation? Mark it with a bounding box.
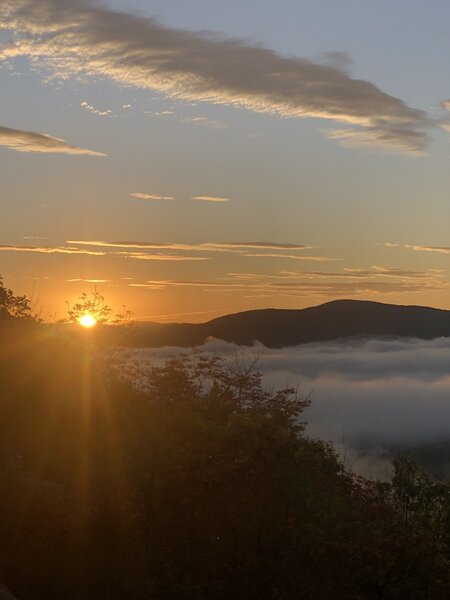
[1,279,450,599]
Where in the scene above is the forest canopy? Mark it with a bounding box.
[0,276,34,321]
[0,280,450,599]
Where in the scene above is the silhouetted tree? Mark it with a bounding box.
[0,276,34,321]
[65,290,113,324]
[64,289,133,329]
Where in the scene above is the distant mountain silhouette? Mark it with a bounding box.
[113,300,450,348]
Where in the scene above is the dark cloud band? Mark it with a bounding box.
[0,0,432,154]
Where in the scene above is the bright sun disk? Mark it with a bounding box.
[79,314,97,328]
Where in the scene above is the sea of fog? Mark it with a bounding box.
[114,336,450,477]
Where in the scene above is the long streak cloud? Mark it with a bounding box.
[0,125,106,156]
[0,0,432,153]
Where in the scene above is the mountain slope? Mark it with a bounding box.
[115,299,450,348]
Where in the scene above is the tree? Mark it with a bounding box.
[0,275,34,321]
[1,339,450,599]
[65,290,112,324]
[65,290,133,326]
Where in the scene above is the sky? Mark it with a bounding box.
[1,0,450,322]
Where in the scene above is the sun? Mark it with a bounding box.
[78,314,97,328]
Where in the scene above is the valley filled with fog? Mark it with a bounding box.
[118,336,450,477]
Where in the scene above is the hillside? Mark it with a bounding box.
[112,299,450,348]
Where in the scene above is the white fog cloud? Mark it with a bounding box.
[123,337,450,450]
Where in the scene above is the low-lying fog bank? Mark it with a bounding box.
[113,336,450,478]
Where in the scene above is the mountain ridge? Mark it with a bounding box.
[110,299,450,348]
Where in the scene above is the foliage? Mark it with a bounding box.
[65,289,113,324]
[0,276,35,321]
[0,328,450,599]
[65,289,134,327]
[112,304,134,326]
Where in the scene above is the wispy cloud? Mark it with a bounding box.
[144,110,174,117]
[214,242,309,251]
[130,265,446,297]
[82,240,334,262]
[0,0,432,154]
[130,279,445,297]
[191,196,230,203]
[0,125,106,156]
[243,253,337,262]
[80,101,113,117]
[406,245,450,255]
[0,243,208,261]
[134,309,224,322]
[342,266,434,279]
[130,193,175,201]
[385,242,450,255]
[67,278,111,283]
[66,239,312,254]
[183,116,227,130]
[115,252,209,262]
[0,244,106,256]
[228,266,437,282]
[325,127,427,155]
